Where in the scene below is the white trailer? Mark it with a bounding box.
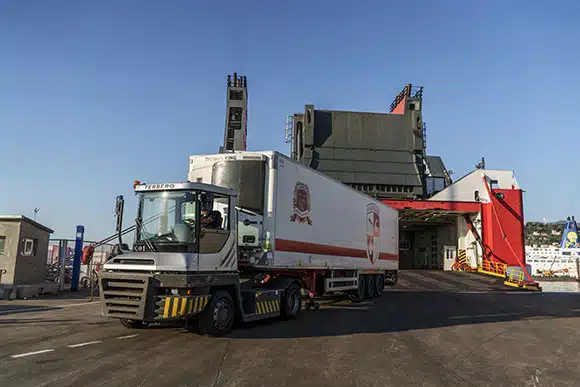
[98,151,399,336]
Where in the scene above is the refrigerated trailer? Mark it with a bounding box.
[98,151,399,336]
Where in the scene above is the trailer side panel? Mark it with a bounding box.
[272,153,399,271]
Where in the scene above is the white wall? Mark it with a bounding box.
[456,213,482,269]
[429,169,520,203]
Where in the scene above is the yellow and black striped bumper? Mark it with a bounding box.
[155,295,210,320]
[256,299,280,315]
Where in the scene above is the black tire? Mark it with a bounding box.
[119,318,148,329]
[198,290,235,337]
[374,274,384,297]
[349,275,366,303]
[281,283,302,320]
[365,275,375,299]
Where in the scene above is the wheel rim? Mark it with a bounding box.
[212,299,233,331]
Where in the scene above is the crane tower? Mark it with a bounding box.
[219,72,248,153]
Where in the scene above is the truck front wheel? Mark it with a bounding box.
[198,290,235,337]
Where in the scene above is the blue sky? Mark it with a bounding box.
[1,0,578,240]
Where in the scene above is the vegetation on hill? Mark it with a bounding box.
[524,221,565,246]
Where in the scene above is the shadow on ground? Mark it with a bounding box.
[215,291,580,340]
[0,305,62,314]
[0,318,82,325]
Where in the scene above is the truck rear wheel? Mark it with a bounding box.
[349,275,366,303]
[374,274,384,296]
[119,318,148,329]
[365,275,375,299]
[281,283,302,320]
[198,290,235,337]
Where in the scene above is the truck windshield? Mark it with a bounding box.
[135,190,198,252]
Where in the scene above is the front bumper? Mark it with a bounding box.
[154,295,211,320]
[99,272,210,322]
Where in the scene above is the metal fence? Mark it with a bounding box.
[46,239,115,292]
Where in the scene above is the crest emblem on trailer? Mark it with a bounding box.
[290,182,312,225]
[366,203,380,263]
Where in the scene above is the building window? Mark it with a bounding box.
[0,236,5,254]
[21,238,37,257]
[229,90,243,100]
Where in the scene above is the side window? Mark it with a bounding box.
[21,238,38,257]
[200,193,229,231]
[199,193,230,254]
[0,236,6,254]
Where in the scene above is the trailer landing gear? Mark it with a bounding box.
[305,300,320,311]
[119,318,148,329]
[303,289,319,312]
[349,274,366,303]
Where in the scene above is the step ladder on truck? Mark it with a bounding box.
[96,151,399,336]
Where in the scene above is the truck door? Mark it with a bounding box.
[198,191,237,271]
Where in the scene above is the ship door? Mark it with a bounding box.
[443,246,457,271]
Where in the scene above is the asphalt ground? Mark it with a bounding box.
[1,271,579,387]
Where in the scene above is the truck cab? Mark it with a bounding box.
[104,182,238,272]
[98,181,301,336]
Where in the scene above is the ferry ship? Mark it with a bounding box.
[526,217,580,280]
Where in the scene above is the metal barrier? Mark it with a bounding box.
[478,259,507,278]
[46,239,114,292]
[508,270,524,284]
[452,252,477,272]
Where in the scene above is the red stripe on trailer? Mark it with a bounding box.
[275,239,398,261]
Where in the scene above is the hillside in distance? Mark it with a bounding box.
[524,221,565,246]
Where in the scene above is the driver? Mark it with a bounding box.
[200,208,219,228]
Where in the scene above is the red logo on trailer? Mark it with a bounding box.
[290,182,312,225]
[366,203,380,263]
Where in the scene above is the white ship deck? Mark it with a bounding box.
[526,246,580,279]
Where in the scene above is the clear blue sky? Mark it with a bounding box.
[1,0,578,241]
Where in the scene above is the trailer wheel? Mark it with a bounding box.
[374,274,384,297]
[349,275,366,303]
[198,290,235,337]
[119,318,148,329]
[365,275,375,299]
[281,283,302,319]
